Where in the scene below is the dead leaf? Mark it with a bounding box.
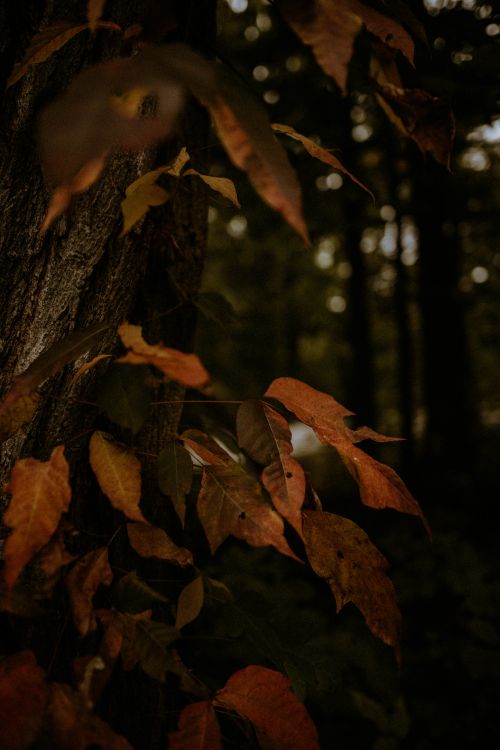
[118,323,209,389]
[214,665,319,749]
[169,701,222,750]
[0,651,48,750]
[35,524,75,598]
[126,522,193,566]
[374,82,455,168]
[157,441,193,526]
[175,576,204,630]
[203,67,308,243]
[72,354,111,384]
[236,399,305,536]
[89,431,145,523]
[47,682,132,750]
[181,429,233,466]
[265,378,428,532]
[87,0,107,32]
[0,322,110,415]
[0,393,40,444]
[119,615,179,682]
[3,446,71,592]
[272,123,373,198]
[302,510,402,651]
[66,547,113,636]
[183,169,240,207]
[278,0,413,94]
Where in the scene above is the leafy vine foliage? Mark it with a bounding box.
[0,1,449,748]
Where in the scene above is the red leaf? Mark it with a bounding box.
[303,510,401,651]
[265,378,428,533]
[169,701,221,750]
[214,665,319,750]
[118,323,209,389]
[236,400,305,536]
[0,651,48,750]
[3,446,71,592]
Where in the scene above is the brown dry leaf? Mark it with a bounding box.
[0,322,110,415]
[87,0,106,32]
[214,665,319,749]
[0,651,48,750]
[303,510,402,651]
[0,393,40,444]
[175,576,204,630]
[198,464,299,561]
[3,446,71,592]
[48,682,132,750]
[35,524,75,598]
[89,431,145,523]
[7,20,120,88]
[272,123,373,198]
[181,429,234,466]
[203,68,308,243]
[183,169,240,207]
[75,609,123,708]
[118,323,209,389]
[72,354,112,384]
[169,701,222,750]
[278,0,414,94]
[265,377,429,532]
[66,547,113,636]
[126,522,193,566]
[236,399,305,536]
[374,82,455,168]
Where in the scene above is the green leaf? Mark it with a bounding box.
[97,363,151,433]
[157,442,193,526]
[112,571,168,614]
[194,292,239,330]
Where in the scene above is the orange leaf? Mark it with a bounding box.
[3,446,71,592]
[183,169,241,208]
[236,400,305,536]
[71,354,112,384]
[169,701,221,750]
[0,322,110,415]
[0,651,48,750]
[214,665,319,749]
[65,547,113,636]
[89,431,145,523]
[47,682,132,750]
[272,123,373,199]
[203,68,308,243]
[127,522,193,566]
[303,510,402,652]
[265,378,428,532]
[118,323,209,389]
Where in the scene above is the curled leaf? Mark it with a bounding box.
[214,665,319,749]
[118,323,209,389]
[72,354,111,384]
[3,446,71,592]
[65,547,113,636]
[183,169,240,207]
[303,510,402,651]
[89,431,145,522]
[127,522,193,566]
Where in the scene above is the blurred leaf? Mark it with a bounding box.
[0,651,47,750]
[157,441,193,525]
[97,363,152,433]
[272,123,373,198]
[89,431,145,522]
[0,322,109,415]
[121,617,179,682]
[194,292,239,330]
[112,571,167,614]
[303,510,401,652]
[65,547,113,636]
[169,702,221,750]
[175,576,204,630]
[87,0,106,32]
[72,353,111,384]
[2,446,71,592]
[214,665,320,749]
[237,399,305,536]
[118,323,209,389]
[0,393,40,444]
[127,522,193,566]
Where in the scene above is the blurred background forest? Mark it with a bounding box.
[184,0,500,748]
